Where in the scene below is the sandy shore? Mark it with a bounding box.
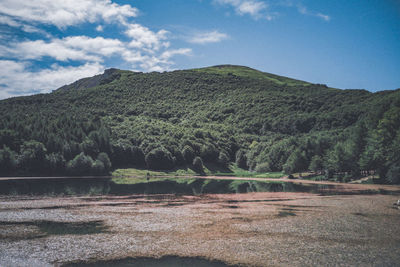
[0,191,399,266]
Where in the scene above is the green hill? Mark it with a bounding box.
[0,65,399,183]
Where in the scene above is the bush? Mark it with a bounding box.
[255,162,271,173]
[192,156,204,174]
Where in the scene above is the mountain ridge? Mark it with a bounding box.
[0,64,399,183]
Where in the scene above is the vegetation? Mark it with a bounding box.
[0,65,399,183]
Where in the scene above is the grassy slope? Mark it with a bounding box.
[192,65,310,86]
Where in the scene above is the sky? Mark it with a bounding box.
[0,0,399,99]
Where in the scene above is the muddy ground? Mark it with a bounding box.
[0,189,400,266]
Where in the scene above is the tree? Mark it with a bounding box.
[200,144,219,162]
[182,145,195,164]
[386,162,400,184]
[192,156,204,174]
[218,151,230,166]
[0,146,16,175]
[309,155,323,173]
[18,140,47,174]
[46,153,66,175]
[283,149,308,174]
[235,149,247,169]
[97,152,112,172]
[67,153,94,176]
[92,159,106,175]
[145,147,175,170]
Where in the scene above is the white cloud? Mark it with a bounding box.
[188,30,229,44]
[0,1,193,99]
[0,15,20,27]
[215,0,330,21]
[296,3,330,21]
[214,0,271,20]
[125,23,169,51]
[316,13,331,22]
[0,35,190,69]
[161,48,192,60]
[0,60,104,99]
[0,0,138,28]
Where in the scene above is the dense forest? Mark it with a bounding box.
[0,65,399,183]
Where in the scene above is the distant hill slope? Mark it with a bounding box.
[0,65,399,182]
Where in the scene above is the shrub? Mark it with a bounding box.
[255,162,271,173]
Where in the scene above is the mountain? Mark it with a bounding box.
[0,65,399,183]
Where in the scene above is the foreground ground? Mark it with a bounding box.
[0,186,400,266]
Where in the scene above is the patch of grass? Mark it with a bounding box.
[192,65,310,86]
[113,165,285,180]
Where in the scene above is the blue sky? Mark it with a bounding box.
[0,0,399,99]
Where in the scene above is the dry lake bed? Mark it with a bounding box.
[0,181,400,266]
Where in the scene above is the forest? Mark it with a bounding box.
[0,65,399,183]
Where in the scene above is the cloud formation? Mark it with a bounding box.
[0,60,104,98]
[214,0,330,21]
[188,30,229,44]
[0,0,138,28]
[214,0,271,20]
[0,0,192,99]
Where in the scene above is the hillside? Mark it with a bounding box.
[0,65,399,183]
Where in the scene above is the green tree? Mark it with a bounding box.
[309,155,323,173]
[145,147,175,170]
[67,153,94,176]
[46,153,66,175]
[218,151,230,166]
[92,159,106,175]
[97,152,112,172]
[192,156,204,174]
[182,145,195,164]
[18,140,47,174]
[235,149,247,169]
[0,146,17,175]
[282,149,308,174]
